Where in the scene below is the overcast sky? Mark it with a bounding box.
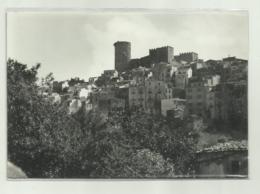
[7,11,248,81]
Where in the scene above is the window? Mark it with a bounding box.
[231,160,240,174]
[197,94,202,99]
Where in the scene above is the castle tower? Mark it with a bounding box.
[149,46,174,64]
[114,41,131,73]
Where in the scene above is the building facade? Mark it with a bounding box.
[161,98,186,119]
[175,52,198,63]
[186,75,221,117]
[175,66,192,89]
[196,141,248,177]
[152,62,178,84]
[149,46,174,64]
[129,80,173,114]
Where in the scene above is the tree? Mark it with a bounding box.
[68,77,85,86]
[72,108,198,177]
[7,59,85,178]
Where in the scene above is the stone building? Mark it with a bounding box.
[206,88,217,119]
[129,80,172,114]
[115,86,130,110]
[151,62,178,84]
[90,88,115,109]
[204,75,221,87]
[190,60,207,75]
[88,77,98,84]
[175,66,192,89]
[161,98,186,119]
[196,140,248,177]
[130,66,151,86]
[123,43,175,70]
[175,52,198,63]
[129,84,146,111]
[185,75,220,117]
[214,81,247,128]
[98,97,125,112]
[90,87,125,113]
[145,80,173,114]
[149,46,174,64]
[102,70,118,79]
[186,80,208,116]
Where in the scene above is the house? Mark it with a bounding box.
[130,66,151,86]
[129,80,172,114]
[151,62,178,83]
[186,75,221,117]
[161,98,186,119]
[175,66,192,89]
[195,140,248,178]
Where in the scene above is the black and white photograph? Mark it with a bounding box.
[6,10,248,179]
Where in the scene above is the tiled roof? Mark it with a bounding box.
[197,140,248,153]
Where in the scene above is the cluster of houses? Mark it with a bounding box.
[45,41,247,124]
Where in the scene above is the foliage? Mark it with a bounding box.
[41,73,54,89]
[7,59,85,177]
[8,59,198,178]
[73,109,198,177]
[68,77,85,86]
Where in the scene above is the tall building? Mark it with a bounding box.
[114,41,131,73]
[129,80,172,114]
[175,66,192,89]
[128,45,175,69]
[185,75,221,117]
[152,62,177,83]
[149,46,174,64]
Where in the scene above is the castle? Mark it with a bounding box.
[114,41,198,72]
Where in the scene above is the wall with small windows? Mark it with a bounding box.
[196,150,248,177]
[128,80,172,114]
[161,98,186,118]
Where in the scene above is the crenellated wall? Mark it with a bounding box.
[175,52,198,63]
[149,46,174,64]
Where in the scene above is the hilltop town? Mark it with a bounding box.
[47,41,248,132]
[9,41,248,178]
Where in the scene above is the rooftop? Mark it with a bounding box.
[197,140,248,153]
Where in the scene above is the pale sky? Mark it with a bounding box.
[7,11,248,81]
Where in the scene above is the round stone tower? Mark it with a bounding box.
[114,41,131,73]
